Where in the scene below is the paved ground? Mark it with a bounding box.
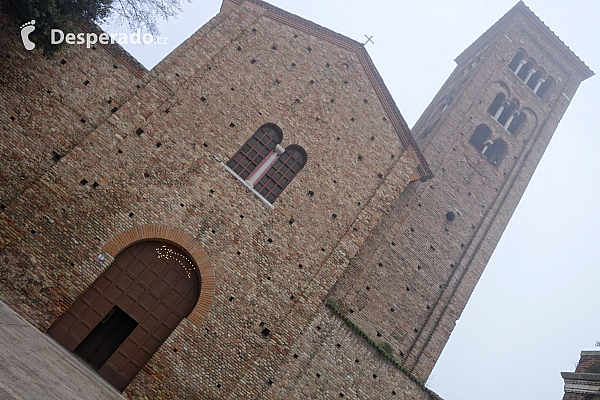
[0,301,125,400]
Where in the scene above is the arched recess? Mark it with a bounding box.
[47,226,214,391]
[508,50,526,72]
[484,138,508,165]
[101,224,214,326]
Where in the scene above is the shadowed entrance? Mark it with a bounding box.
[48,241,200,391]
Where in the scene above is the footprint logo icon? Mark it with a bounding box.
[20,20,35,51]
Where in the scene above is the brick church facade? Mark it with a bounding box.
[0,0,592,398]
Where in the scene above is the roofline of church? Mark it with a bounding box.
[223,0,433,181]
[455,1,594,80]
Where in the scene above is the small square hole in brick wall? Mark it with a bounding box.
[350,117,355,122]
[229,123,235,128]
[390,308,395,312]
[339,393,344,397]
[111,107,119,113]
[266,276,271,280]
[80,119,86,123]
[173,347,178,352]
[291,62,296,67]
[84,80,89,86]
[377,173,383,179]
[288,217,294,224]
[261,328,270,337]
[164,108,170,113]
[307,190,314,197]
[391,242,396,246]
[316,325,321,331]
[298,264,303,269]
[201,96,207,102]
[376,331,381,337]
[355,359,360,363]
[357,155,363,161]
[417,265,421,270]
[135,128,143,136]
[175,73,180,77]
[268,380,273,386]
[156,142,162,147]
[295,98,301,103]
[336,343,341,348]
[236,251,241,255]
[430,245,435,251]
[321,248,325,252]
[332,213,337,219]
[211,229,216,234]
[10,116,15,121]
[129,212,134,218]
[378,262,383,267]
[293,353,298,358]
[461,243,465,248]
[325,62,330,68]
[250,59,256,64]
[216,384,221,388]
[60,59,66,64]
[290,295,294,300]
[307,46,312,52]
[31,229,36,234]
[414,328,419,332]
[382,117,387,122]
[330,99,334,103]
[391,154,395,159]
[363,99,368,104]
[309,79,314,84]
[373,374,377,379]
[117,149,123,154]
[51,151,62,162]
[336,137,340,141]
[349,309,354,313]
[229,296,234,302]
[92,182,99,189]
[406,286,410,291]
[267,238,273,243]
[271,45,277,50]
[316,373,320,378]
[143,172,150,178]
[237,45,242,51]
[79,179,87,186]
[366,286,370,291]
[426,305,430,310]
[113,64,118,69]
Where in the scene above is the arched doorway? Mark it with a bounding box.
[47,240,200,391]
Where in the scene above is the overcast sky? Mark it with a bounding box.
[103,1,600,398]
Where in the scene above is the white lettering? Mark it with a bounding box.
[86,33,97,48]
[98,33,109,45]
[117,33,127,44]
[142,33,152,44]
[75,33,84,45]
[130,29,140,44]
[51,29,64,44]
[110,33,118,44]
[65,33,76,45]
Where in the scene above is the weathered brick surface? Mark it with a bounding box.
[0,1,428,398]
[0,1,591,398]
[328,2,592,383]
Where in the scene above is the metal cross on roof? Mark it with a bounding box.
[364,35,374,46]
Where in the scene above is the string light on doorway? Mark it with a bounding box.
[155,245,195,278]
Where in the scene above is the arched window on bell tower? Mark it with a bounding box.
[469,124,492,152]
[483,138,508,165]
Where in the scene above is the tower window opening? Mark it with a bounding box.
[484,138,508,166]
[469,124,491,152]
[487,93,506,118]
[508,50,526,72]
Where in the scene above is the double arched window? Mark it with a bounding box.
[508,51,555,99]
[469,124,508,166]
[226,124,307,203]
[487,93,526,135]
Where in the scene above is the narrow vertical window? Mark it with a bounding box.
[484,138,507,165]
[254,145,307,203]
[488,93,506,118]
[226,124,282,180]
[509,51,526,72]
[469,124,492,152]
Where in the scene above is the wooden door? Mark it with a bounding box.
[48,240,200,391]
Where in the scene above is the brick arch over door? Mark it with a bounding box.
[101,224,215,326]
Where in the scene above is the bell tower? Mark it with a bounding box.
[329,1,593,382]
